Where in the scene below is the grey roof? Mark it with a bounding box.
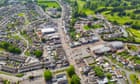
[109,41,124,49]
[94,47,111,54]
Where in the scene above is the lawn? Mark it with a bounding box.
[0,71,13,76]
[103,14,133,25]
[18,13,25,17]
[83,9,94,15]
[77,0,94,15]
[38,0,60,8]
[15,73,24,77]
[84,24,103,31]
[77,0,85,11]
[127,28,140,38]
[25,51,31,56]
[84,25,90,30]
[126,28,140,42]
[9,35,21,40]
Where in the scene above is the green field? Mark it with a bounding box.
[69,0,140,27]
[77,0,94,15]
[102,11,140,25]
[84,24,103,30]
[127,28,140,42]
[38,0,60,10]
[18,13,25,17]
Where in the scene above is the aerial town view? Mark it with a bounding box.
[0,0,140,84]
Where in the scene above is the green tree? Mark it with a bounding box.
[3,80,10,84]
[106,73,112,79]
[71,75,81,84]
[8,46,15,52]
[67,65,75,77]
[34,50,43,58]
[93,66,104,78]
[0,41,21,54]
[14,48,21,54]
[44,70,52,81]
[41,38,46,43]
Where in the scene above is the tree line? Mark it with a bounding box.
[0,41,21,54]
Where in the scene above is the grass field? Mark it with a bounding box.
[38,0,60,8]
[70,0,140,27]
[127,28,140,38]
[18,13,25,17]
[77,0,94,15]
[127,28,140,42]
[103,14,132,25]
[103,12,140,25]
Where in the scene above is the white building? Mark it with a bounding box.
[41,28,56,34]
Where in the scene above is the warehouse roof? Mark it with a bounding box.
[41,28,56,33]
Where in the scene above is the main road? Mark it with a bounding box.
[55,1,140,84]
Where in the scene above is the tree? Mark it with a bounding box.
[93,66,104,78]
[0,41,21,54]
[28,75,34,80]
[33,50,43,58]
[44,70,52,81]
[3,80,10,84]
[106,73,112,79]
[14,48,21,54]
[71,75,80,84]
[67,65,75,77]
[41,38,46,43]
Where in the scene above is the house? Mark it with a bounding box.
[84,57,95,65]
[97,77,108,84]
[1,65,17,73]
[87,71,98,84]
[8,56,27,63]
[134,64,140,70]
[79,38,88,44]
[82,66,92,74]
[102,62,111,71]
[73,42,81,47]
[44,61,51,69]
[0,56,7,61]
[114,70,123,78]
[90,36,99,43]
[52,73,68,84]
[48,63,56,69]
[18,62,43,73]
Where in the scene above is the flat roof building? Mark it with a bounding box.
[108,41,124,49]
[94,46,111,54]
[41,28,56,34]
